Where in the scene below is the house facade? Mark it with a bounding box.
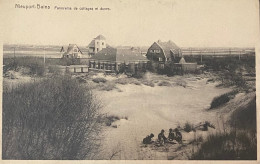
[87,35,107,56]
[146,40,182,65]
[61,44,83,58]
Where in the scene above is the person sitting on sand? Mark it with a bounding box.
[143,133,154,144]
[168,128,175,141]
[174,128,182,143]
[158,129,167,145]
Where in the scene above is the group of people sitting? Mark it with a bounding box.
[143,128,182,145]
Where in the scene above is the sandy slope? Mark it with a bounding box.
[94,77,231,159]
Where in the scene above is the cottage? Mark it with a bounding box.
[146,40,182,65]
[87,35,107,56]
[61,44,84,58]
[89,47,148,73]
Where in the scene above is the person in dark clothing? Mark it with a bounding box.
[168,128,175,141]
[143,133,154,144]
[174,128,182,143]
[158,129,167,144]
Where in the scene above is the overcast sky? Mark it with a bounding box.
[1,0,259,47]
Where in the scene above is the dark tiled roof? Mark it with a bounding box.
[91,47,148,62]
[156,40,180,58]
[91,47,117,61]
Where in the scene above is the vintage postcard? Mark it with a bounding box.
[0,0,259,163]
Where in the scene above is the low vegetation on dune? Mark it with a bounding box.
[191,92,256,160]
[209,90,238,109]
[2,75,102,160]
[190,131,257,160]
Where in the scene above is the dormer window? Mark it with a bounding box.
[150,49,153,53]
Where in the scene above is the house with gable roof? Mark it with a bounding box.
[60,44,84,58]
[146,40,182,65]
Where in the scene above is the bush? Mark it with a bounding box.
[92,77,107,83]
[210,91,238,109]
[190,131,257,160]
[210,94,230,109]
[183,122,194,132]
[2,75,102,159]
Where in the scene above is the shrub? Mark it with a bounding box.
[210,94,230,109]
[183,122,194,132]
[210,91,238,109]
[92,77,107,83]
[2,75,102,159]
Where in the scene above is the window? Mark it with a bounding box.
[159,57,163,61]
[74,49,78,52]
[150,49,153,53]
[97,41,99,44]
[97,48,99,52]
[102,42,104,45]
[155,50,160,53]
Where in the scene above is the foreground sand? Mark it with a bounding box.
[93,75,231,160]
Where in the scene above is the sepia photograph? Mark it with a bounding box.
[0,0,259,162]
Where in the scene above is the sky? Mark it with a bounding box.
[1,0,259,47]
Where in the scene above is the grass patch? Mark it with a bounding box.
[230,96,256,132]
[190,131,257,160]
